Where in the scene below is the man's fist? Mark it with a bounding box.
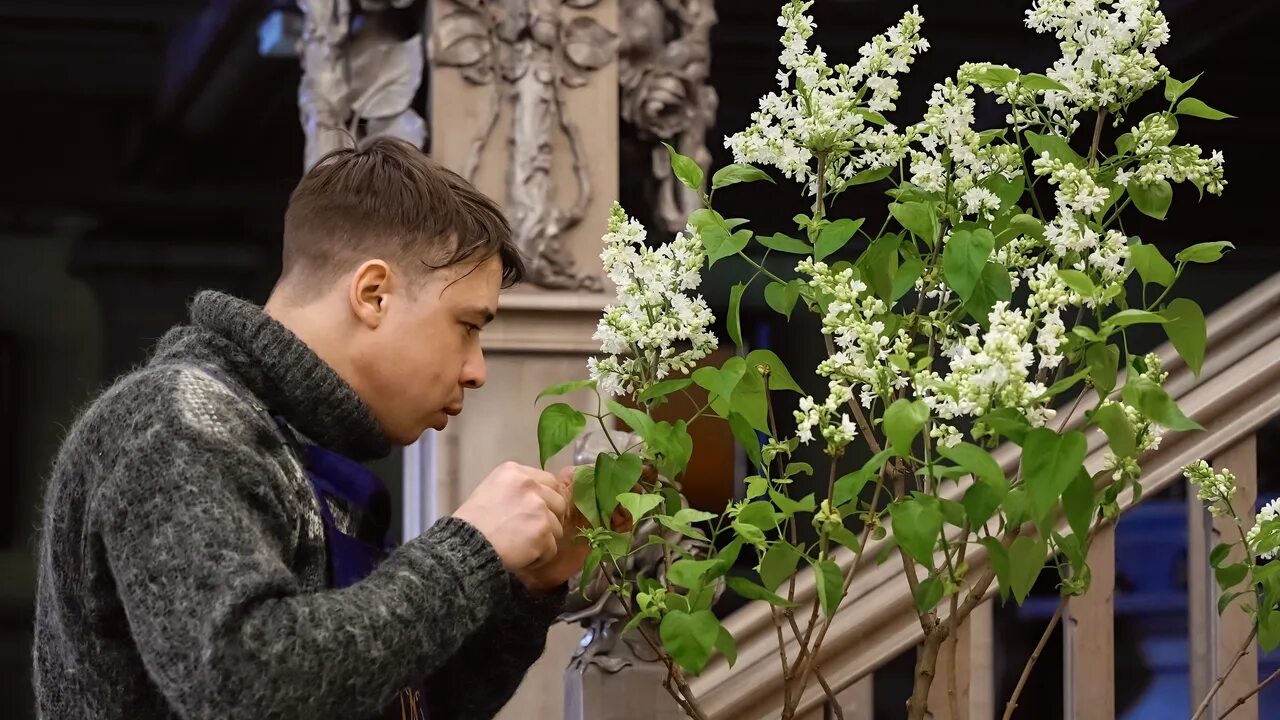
[452,462,569,572]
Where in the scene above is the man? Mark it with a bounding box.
[34,137,600,719]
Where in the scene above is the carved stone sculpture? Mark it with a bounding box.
[617,0,718,234]
[296,0,429,170]
[430,0,618,291]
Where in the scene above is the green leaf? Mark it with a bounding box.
[857,233,901,300]
[692,357,747,403]
[1045,367,1091,397]
[964,262,1013,325]
[890,497,942,566]
[728,411,763,469]
[537,403,586,468]
[812,558,845,617]
[985,173,1025,210]
[1122,376,1203,431]
[572,465,602,528]
[1103,309,1168,331]
[939,442,1007,492]
[712,163,774,190]
[726,576,797,607]
[827,523,862,553]
[736,501,779,532]
[668,557,723,589]
[981,537,1013,602]
[758,232,812,254]
[1130,179,1173,220]
[893,257,926,301]
[980,408,1031,445]
[884,399,929,459]
[1008,213,1045,241]
[665,143,704,191]
[595,452,644,517]
[1025,130,1085,167]
[943,228,995,302]
[1115,133,1136,155]
[660,609,720,675]
[689,208,751,267]
[855,230,906,295]
[1262,608,1280,653]
[1176,241,1234,264]
[1021,72,1069,92]
[1176,97,1234,121]
[657,516,710,543]
[1218,589,1244,616]
[759,542,802,592]
[1214,562,1248,592]
[963,481,1005,527]
[939,498,966,528]
[889,202,939,243]
[715,626,738,667]
[726,365,770,433]
[1164,73,1201,103]
[1063,468,1095,542]
[1057,268,1097,297]
[617,492,664,523]
[1129,243,1176,288]
[846,164,895,187]
[746,349,804,393]
[783,462,813,477]
[673,508,717,524]
[607,399,655,437]
[648,420,694,479]
[536,378,596,402]
[637,378,694,404]
[915,575,946,614]
[765,280,803,319]
[579,547,604,596]
[1092,402,1136,458]
[1209,542,1232,568]
[833,448,895,506]
[1163,298,1206,376]
[970,64,1020,89]
[769,489,816,518]
[1021,428,1088,523]
[816,218,865,262]
[1009,536,1048,603]
[727,283,746,348]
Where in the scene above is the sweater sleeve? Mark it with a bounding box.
[93,374,512,720]
[422,577,567,719]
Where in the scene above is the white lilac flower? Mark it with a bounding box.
[916,301,1055,425]
[588,203,718,397]
[725,1,928,188]
[1182,460,1238,518]
[907,73,1023,220]
[1247,498,1280,561]
[1026,0,1171,116]
[798,258,914,410]
[1124,114,1227,195]
[794,382,859,453]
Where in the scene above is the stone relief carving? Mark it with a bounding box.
[618,0,718,234]
[430,0,618,291]
[296,0,429,170]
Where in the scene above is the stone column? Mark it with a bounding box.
[420,1,619,717]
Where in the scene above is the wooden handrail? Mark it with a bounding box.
[690,273,1280,719]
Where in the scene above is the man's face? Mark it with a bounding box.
[353,255,501,444]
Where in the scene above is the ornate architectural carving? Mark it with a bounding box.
[430,0,618,291]
[296,0,429,170]
[618,0,718,234]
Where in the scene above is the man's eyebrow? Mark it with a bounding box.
[462,306,497,325]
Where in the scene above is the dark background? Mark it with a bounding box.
[1,1,1276,718]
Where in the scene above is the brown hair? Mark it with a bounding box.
[279,136,524,296]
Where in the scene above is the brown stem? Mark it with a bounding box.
[1002,599,1065,720]
[816,668,846,720]
[946,587,962,720]
[1215,664,1280,720]
[772,606,794,710]
[789,475,888,704]
[906,628,950,720]
[1089,109,1108,167]
[1191,625,1259,720]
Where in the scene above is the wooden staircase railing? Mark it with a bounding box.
[689,273,1280,720]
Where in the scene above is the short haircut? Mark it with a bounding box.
[279,136,524,296]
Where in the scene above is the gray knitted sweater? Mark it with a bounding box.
[34,291,563,720]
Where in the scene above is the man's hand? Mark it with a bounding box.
[514,466,635,593]
[452,462,568,572]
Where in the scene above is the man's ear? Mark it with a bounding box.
[348,260,393,329]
